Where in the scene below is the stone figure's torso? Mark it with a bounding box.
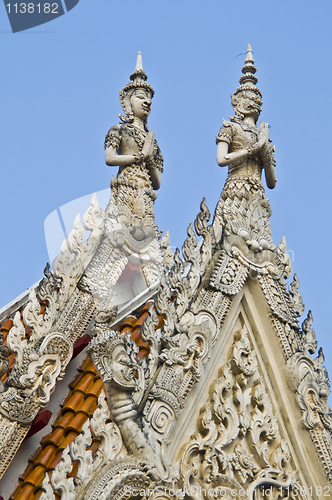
[217,119,263,185]
[105,123,163,228]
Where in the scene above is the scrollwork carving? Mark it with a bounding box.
[289,274,305,318]
[179,326,300,498]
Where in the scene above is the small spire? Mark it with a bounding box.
[245,43,254,64]
[239,43,258,88]
[135,51,143,72]
[130,51,147,82]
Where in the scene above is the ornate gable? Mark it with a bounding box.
[1,48,331,500]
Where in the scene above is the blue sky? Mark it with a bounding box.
[1,2,332,377]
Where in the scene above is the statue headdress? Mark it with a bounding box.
[233,43,262,98]
[231,44,263,120]
[119,52,155,123]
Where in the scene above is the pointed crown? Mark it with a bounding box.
[119,52,154,123]
[121,52,154,97]
[233,44,262,99]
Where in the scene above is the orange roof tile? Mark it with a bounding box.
[10,482,24,500]
[129,326,142,344]
[9,300,164,500]
[23,466,46,488]
[13,483,35,500]
[31,444,58,468]
[78,395,98,415]
[85,378,104,399]
[51,410,75,430]
[61,391,85,412]
[134,311,149,327]
[47,452,62,471]
[121,316,137,329]
[58,430,80,451]
[40,427,65,448]
[74,372,96,393]
[0,318,13,335]
[19,462,35,482]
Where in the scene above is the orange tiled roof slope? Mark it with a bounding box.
[5,301,163,500]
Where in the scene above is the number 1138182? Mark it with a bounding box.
[6,3,59,13]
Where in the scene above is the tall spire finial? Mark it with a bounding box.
[130,51,148,83]
[239,43,258,88]
[135,51,143,72]
[245,43,254,64]
[233,43,261,97]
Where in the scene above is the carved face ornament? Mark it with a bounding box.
[110,344,137,390]
[130,89,152,121]
[232,91,262,122]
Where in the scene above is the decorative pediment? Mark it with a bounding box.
[1,48,332,500]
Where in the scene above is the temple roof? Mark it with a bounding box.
[1,48,332,500]
[1,301,163,500]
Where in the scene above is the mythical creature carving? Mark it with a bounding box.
[85,216,219,482]
[211,45,290,283]
[104,51,163,241]
[2,302,73,422]
[88,326,167,478]
[78,53,165,310]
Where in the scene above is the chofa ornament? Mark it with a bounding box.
[211,44,290,284]
[104,51,163,239]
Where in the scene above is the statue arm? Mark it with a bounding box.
[145,131,163,190]
[147,164,161,190]
[105,146,138,167]
[262,142,277,189]
[216,121,251,167]
[258,122,277,189]
[217,122,275,185]
[105,125,137,167]
[217,140,249,167]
